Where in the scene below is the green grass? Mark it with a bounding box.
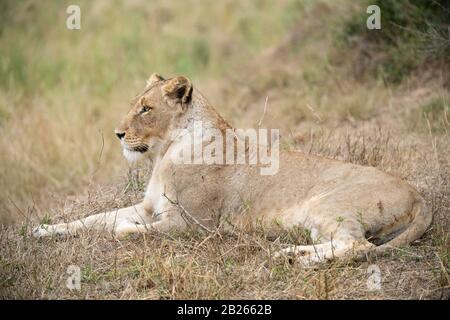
[421,97,450,133]
[404,96,450,134]
[339,0,450,83]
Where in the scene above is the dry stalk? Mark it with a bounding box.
[162,193,213,233]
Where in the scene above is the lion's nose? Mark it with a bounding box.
[115,131,125,140]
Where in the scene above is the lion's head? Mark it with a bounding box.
[114,73,193,162]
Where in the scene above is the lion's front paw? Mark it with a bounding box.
[32,224,53,238]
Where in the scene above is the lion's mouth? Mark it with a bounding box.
[123,143,149,153]
[129,145,149,153]
[133,144,148,153]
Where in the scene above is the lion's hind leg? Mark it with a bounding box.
[274,239,374,266]
[273,207,375,266]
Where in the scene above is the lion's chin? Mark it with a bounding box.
[123,148,146,163]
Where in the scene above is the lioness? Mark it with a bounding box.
[33,74,432,265]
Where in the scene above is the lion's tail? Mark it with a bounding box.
[371,196,432,256]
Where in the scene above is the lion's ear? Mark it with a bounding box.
[161,76,193,107]
[146,73,165,87]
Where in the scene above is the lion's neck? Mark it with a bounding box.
[157,90,233,162]
[182,90,232,132]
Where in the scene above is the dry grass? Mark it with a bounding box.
[0,0,449,299]
[1,115,449,299]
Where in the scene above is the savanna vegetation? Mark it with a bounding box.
[0,0,449,299]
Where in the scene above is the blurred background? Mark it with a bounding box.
[0,0,448,224]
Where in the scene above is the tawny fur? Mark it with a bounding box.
[33,74,432,265]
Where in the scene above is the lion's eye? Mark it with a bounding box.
[139,105,153,114]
